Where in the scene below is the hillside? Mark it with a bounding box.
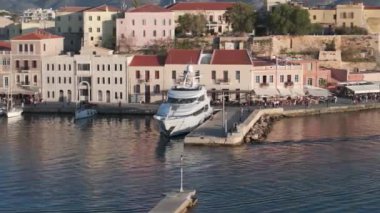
[2,0,380,13]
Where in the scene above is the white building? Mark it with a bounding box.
[264,0,290,11]
[22,8,56,22]
[41,53,132,103]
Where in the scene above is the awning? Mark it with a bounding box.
[304,86,330,97]
[291,88,305,96]
[278,88,292,97]
[346,84,380,94]
[254,87,279,97]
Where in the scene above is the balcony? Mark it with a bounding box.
[18,81,30,87]
[216,78,230,85]
[260,82,269,88]
[18,67,30,73]
[137,79,145,84]
[284,81,294,87]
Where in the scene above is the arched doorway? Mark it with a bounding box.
[59,90,64,102]
[106,90,110,103]
[67,90,72,103]
[78,80,91,102]
[98,90,103,102]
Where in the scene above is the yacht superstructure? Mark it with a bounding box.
[154,65,213,136]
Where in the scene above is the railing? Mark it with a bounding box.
[18,67,30,73]
[216,78,230,84]
[284,81,294,87]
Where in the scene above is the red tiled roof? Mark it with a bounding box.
[252,60,274,66]
[86,5,119,12]
[12,30,63,40]
[57,6,89,12]
[0,41,11,50]
[365,6,380,10]
[167,2,235,11]
[211,50,251,65]
[129,55,166,66]
[165,49,201,64]
[129,4,171,12]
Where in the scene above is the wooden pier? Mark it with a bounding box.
[149,190,197,213]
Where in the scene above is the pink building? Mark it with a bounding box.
[116,4,174,51]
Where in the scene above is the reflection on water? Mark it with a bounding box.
[0,111,380,212]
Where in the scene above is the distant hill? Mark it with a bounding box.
[2,0,380,13]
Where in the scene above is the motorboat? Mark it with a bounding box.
[74,103,97,120]
[6,107,23,118]
[154,65,213,137]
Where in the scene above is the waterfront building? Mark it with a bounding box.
[308,3,380,34]
[55,5,118,53]
[116,4,174,51]
[0,17,14,40]
[127,55,165,103]
[167,2,235,35]
[41,53,131,103]
[0,42,11,93]
[22,8,55,22]
[82,5,119,49]
[4,30,64,97]
[264,0,290,12]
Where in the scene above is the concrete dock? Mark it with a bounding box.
[185,102,380,146]
[149,190,197,213]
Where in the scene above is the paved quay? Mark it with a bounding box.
[22,102,158,115]
[149,190,197,213]
[185,101,380,146]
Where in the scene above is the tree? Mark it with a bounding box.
[145,38,174,55]
[335,26,368,35]
[268,4,312,35]
[224,2,256,34]
[176,14,207,37]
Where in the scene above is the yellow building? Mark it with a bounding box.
[308,3,380,34]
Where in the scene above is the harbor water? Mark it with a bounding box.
[1,110,380,212]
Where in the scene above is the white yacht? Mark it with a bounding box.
[154,65,213,137]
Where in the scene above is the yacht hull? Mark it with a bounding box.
[154,109,212,137]
[6,109,23,118]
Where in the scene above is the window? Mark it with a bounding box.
[108,64,110,71]
[172,70,176,79]
[15,60,20,68]
[102,64,105,71]
[58,77,61,84]
[350,12,354,19]
[223,71,228,82]
[155,70,159,79]
[52,91,55,98]
[154,85,160,94]
[235,71,240,81]
[58,64,61,71]
[102,77,105,84]
[169,19,171,25]
[307,78,312,85]
[145,70,150,82]
[47,77,50,84]
[52,64,54,71]
[313,15,316,20]
[78,15,82,21]
[120,92,123,99]
[108,77,110,84]
[47,64,50,71]
[154,19,157,25]
[212,70,216,80]
[132,31,135,37]
[57,16,61,21]
[78,63,90,71]
[64,77,66,84]
[269,75,273,83]
[97,64,100,71]
[32,60,37,68]
[47,91,50,98]
[135,85,140,93]
[43,44,46,51]
[351,22,354,28]
[69,64,71,71]
[132,19,135,25]
[97,16,100,21]
[89,28,92,33]
[24,44,28,52]
[89,16,92,21]
[69,77,71,84]
[295,75,299,82]
[97,77,100,84]
[143,30,146,37]
[119,64,122,71]
[30,44,34,52]
[115,77,118,84]
[153,30,156,37]
[256,76,260,83]
[280,75,284,83]
[97,28,100,33]
[163,19,166,25]
[57,27,61,33]
[142,19,146,25]
[64,64,66,71]
[120,77,122,84]
[115,64,117,71]
[136,70,141,79]
[115,92,118,99]
[209,15,213,22]
[163,30,165,37]
[52,77,55,84]
[19,44,22,52]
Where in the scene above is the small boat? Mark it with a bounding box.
[6,107,23,118]
[154,64,213,137]
[74,102,97,120]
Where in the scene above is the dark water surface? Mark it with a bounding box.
[1,111,380,212]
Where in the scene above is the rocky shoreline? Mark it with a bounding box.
[244,114,283,143]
